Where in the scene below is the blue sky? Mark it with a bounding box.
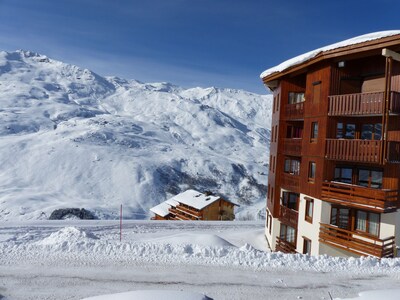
[0,0,399,93]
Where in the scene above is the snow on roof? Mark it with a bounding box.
[172,189,221,210]
[260,30,400,79]
[150,201,173,217]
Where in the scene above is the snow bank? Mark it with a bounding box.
[81,290,212,300]
[2,224,400,275]
[335,289,400,300]
[260,30,400,78]
[144,232,235,247]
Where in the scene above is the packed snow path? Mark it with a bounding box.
[1,221,400,299]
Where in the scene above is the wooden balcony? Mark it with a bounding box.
[279,205,299,228]
[319,223,395,258]
[325,139,382,164]
[275,237,297,254]
[284,102,304,120]
[175,205,202,218]
[321,181,398,212]
[281,173,300,192]
[169,207,200,220]
[328,91,400,116]
[283,138,302,156]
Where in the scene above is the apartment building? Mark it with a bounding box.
[261,31,400,258]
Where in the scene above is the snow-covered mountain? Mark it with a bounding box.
[0,50,272,220]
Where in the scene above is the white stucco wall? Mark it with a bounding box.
[264,207,281,251]
[297,195,331,255]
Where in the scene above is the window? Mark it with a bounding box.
[336,122,355,139]
[358,169,383,189]
[268,214,272,234]
[356,210,380,236]
[281,191,299,210]
[330,206,350,230]
[284,157,300,175]
[303,237,312,255]
[334,166,353,184]
[311,122,318,142]
[286,124,303,138]
[288,92,305,104]
[308,161,316,183]
[361,123,382,140]
[305,198,313,223]
[280,224,296,244]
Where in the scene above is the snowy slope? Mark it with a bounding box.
[0,50,272,220]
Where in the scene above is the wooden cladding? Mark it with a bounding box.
[275,237,297,254]
[319,223,395,258]
[321,181,398,212]
[325,139,382,163]
[283,138,302,156]
[281,173,300,192]
[328,91,400,116]
[325,139,400,163]
[284,102,304,119]
[279,205,299,228]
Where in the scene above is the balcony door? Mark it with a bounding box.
[330,206,350,230]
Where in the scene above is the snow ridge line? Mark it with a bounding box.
[1,239,400,274]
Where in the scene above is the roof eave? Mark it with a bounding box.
[261,33,400,84]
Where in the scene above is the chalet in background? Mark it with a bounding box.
[261,31,400,258]
[150,189,237,221]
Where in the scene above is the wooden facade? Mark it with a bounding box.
[263,33,400,258]
[150,191,236,221]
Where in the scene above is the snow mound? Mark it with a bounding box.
[335,289,400,300]
[37,227,99,247]
[146,233,235,247]
[81,290,213,300]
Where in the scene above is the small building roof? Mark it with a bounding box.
[172,189,221,210]
[150,201,173,217]
[260,30,400,81]
[150,189,238,217]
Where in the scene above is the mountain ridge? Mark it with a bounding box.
[0,50,272,220]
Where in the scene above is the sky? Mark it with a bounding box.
[0,0,399,94]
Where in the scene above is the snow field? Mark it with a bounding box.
[2,221,400,300]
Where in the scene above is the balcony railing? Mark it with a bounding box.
[325,139,382,163]
[321,181,398,212]
[275,237,297,254]
[319,223,395,258]
[281,173,300,192]
[284,102,304,119]
[283,138,302,156]
[175,205,202,217]
[279,205,299,228]
[169,207,200,220]
[328,91,400,116]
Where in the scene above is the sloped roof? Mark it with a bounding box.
[172,189,221,210]
[150,189,237,217]
[260,30,400,81]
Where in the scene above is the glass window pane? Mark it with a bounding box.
[371,170,383,189]
[345,124,355,139]
[361,124,373,140]
[369,213,379,236]
[358,169,370,187]
[337,122,344,138]
[356,211,367,231]
[284,159,290,173]
[287,226,295,243]
[330,208,337,225]
[338,208,349,229]
[280,224,286,238]
[374,124,382,140]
